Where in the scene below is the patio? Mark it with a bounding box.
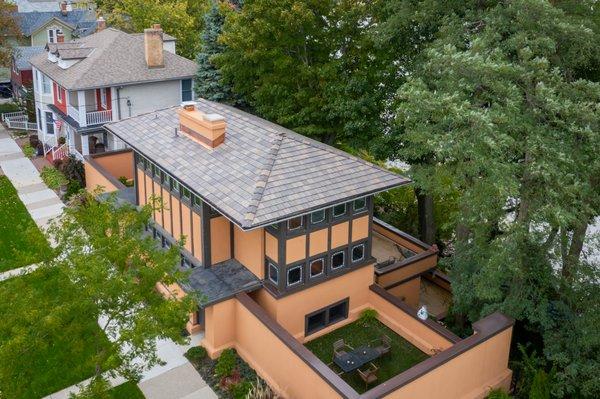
[304,316,428,393]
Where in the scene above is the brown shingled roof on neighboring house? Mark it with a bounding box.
[105,99,410,229]
[30,28,197,90]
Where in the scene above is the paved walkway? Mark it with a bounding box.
[0,126,63,232]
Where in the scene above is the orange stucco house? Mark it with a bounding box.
[85,99,514,399]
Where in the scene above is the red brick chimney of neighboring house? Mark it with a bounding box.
[177,102,226,148]
[144,24,164,68]
[96,16,106,32]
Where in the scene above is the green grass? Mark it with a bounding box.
[0,176,51,272]
[109,382,145,399]
[305,318,428,393]
[0,268,114,399]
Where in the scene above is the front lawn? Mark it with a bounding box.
[305,317,428,393]
[0,268,114,399]
[0,176,51,272]
[109,382,145,399]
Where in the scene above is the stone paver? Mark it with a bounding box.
[18,188,58,205]
[1,157,43,189]
[138,363,211,399]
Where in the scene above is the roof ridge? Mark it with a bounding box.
[241,130,285,228]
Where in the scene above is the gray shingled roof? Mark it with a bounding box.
[13,10,96,36]
[29,28,197,90]
[13,46,45,70]
[105,99,410,229]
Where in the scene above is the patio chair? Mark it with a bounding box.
[357,362,379,390]
[371,335,392,357]
[332,339,354,360]
[326,361,345,376]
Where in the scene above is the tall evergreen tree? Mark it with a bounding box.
[194,1,241,105]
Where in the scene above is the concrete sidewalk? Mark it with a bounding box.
[0,126,64,232]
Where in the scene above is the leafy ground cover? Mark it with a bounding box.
[108,381,145,399]
[305,318,428,393]
[0,176,51,272]
[0,268,113,399]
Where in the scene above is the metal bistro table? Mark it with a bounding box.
[334,345,380,373]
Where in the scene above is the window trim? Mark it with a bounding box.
[56,85,63,103]
[331,250,345,270]
[305,298,349,336]
[351,243,365,263]
[286,264,303,287]
[309,257,325,278]
[353,197,367,212]
[268,262,279,284]
[100,88,107,109]
[332,203,347,218]
[310,209,326,224]
[287,216,303,231]
[181,78,193,102]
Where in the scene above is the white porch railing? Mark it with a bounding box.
[70,148,85,162]
[1,111,26,122]
[51,143,69,161]
[5,118,37,131]
[86,109,113,126]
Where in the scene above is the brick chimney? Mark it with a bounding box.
[144,24,164,68]
[177,102,226,148]
[96,16,106,32]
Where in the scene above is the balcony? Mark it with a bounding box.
[67,104,113,127]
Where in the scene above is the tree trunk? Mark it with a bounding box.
[563,221,588,280]
[416,188,436,245]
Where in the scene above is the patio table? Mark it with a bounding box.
[334,345,381,373]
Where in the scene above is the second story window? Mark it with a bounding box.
[48,28,63,43]
[56,86,63,103]
[331,251,345,270]
[287,216,303,231]
[268,263,278,284]
[333,203,347,218]
[100,88,108,109]
[181,79,193,102]
[353,197,367,212]
[287,265,302,287]
[310,209,325,224]
[41,74,51,94]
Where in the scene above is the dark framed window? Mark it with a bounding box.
[310,258,324,278]
[287,216,303,231]
[160,170,167,184]
[151,163,158,177]
[305,298,349,335]
[171,179,179,192]
[268,262,278,284]
[287,265,302,287]
[353,197,367,212]
[331,251,345,270]
[45,111,54,134]
[182,186,191,199]
[181,79,193,102]
[310,209,326,224]
[332,203,346,218]
[351,244,365,262]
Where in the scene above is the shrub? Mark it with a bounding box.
[60,156,85,187]
[358,308,378,326]
[118,176,134,187]
[486,388,510,399]
[246,377,279,399]
[40,166,67,190]
[22,144,35,158]
[230,380,252,399]
[215,348,237,378]
[65,180,82,199]
[185,346,207,364]
[529,369,550,399]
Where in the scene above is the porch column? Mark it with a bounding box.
[77,90,87,127]
[110,87,118,121]
[81,135,90,156]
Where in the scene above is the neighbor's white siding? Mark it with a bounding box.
[116,79,182,119]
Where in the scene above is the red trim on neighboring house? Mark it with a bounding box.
[95,88,112,111]
[21,70,33,87]
[10,63,22,87]
[52,82,67,114]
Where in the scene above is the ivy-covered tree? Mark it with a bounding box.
[385,0,600,396]
[0,0,20,67]
[194,0,241,105]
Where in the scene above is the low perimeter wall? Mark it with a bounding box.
[203,289,513,399]
[84,149,133,193]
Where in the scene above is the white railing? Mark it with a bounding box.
[70,148,85,162]
[67,104,80,124]
[5,118,37,131]
[51,143,69,161]
[1,111,26,122]
[86,109,113,126]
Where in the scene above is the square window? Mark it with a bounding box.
[287,265,302,286]
[310,258,324,278]
[287,216,303,231]
[352,244,365,262]
[332,203,346,218]
[310,210,325,224]
[329,301,348,323]
[182,187,191,199]
[268,263,278,284]
[331,251,345,270]
[353,197,367,212]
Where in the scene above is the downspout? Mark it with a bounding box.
[116,86,122,120]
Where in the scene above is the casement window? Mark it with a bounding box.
[331,250,345,270]
[268,262,279,284]
[45,111,54,134]
[310,209,325,224]
[332,203,347,218]
[287,265,302,287]
[353,197,367,212]
[181,79,193,102]
[100,88,107,109]
[305,298,349,336]
[287,216,303,231]
[310,258,324,278]
[352,244,365,263]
